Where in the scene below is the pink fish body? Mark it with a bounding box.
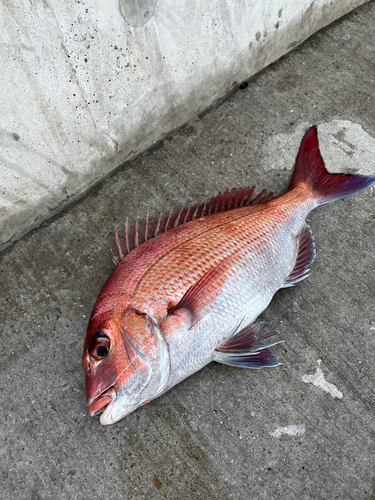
[83,127,375,424]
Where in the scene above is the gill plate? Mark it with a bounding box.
[147,315,171,397]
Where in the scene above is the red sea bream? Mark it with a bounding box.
[83,126,375,425]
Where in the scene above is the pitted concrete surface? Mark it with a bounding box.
[1,3,375,499]
[0,0,366,247]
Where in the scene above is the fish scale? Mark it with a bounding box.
[83,126,375,424]
[161,195,311,388]
[113,187,309,316]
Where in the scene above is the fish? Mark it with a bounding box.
[82,126,375,425]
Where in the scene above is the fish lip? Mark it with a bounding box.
[100,399,133,425]
[100,403,119,425]
[88,387,117,417]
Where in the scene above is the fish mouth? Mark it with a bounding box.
[88,387,117,417]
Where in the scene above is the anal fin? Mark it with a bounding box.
[283,223,316,288]
[214,322,282,369]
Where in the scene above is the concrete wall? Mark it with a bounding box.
[0,0,367,246]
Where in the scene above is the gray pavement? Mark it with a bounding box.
[1,3,375,499]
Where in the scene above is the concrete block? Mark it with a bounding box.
[0,0,367,246]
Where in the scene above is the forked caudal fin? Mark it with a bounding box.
[289,126,375,205]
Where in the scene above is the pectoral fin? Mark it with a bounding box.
[214,322,282,369]
[168,257,235,327]
[283,223,316,288]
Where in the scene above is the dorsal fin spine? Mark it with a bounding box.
[236,189,243,207]
[154,214,162,237]
[125,219,131,254]
[115,226,124,261]
[165,210,173,230]
[184,205,192,223]
[209,199,215,215]
[173,208,183,228]
[144,215,149,242]
[252,189,265,204]
[113,186,274,264]
[134,218,139,247]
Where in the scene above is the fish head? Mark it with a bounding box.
[83,304,163,425]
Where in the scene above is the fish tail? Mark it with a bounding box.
[289,126,375,206]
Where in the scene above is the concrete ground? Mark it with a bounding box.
[1,2,375,499]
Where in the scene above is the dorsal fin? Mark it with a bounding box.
[112,187,274,265]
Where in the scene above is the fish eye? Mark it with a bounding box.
[89,335,110,361]
[96,345,108,357]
